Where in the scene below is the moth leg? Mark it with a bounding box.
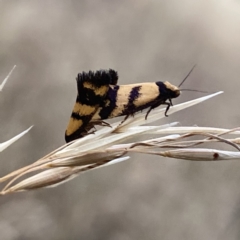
[120,114,130,125]
[145,100,172,120]
[88,129,97,135]
[84,120,112,136]
[91,120,112,128]
[118,110,136,127]
[99,120,112,127]
[82,122,97,135]
[145,101,164,119]
[164,102,171,117]
[145,107,153,120]
[80,129,96,137]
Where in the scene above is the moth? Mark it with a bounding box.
[65,68,194,143]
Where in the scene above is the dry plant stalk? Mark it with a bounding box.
[1,90,240,195]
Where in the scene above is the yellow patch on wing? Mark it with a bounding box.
[83,82,109,96]
[133,83,159,107]
[164,81,178,91]
[108,85,131,117]
[73,102,97,115]
[65,118,83,136]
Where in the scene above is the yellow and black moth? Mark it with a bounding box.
[65,69,183,143]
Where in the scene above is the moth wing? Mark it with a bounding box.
[65,69,118,143]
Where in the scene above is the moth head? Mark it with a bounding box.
[163,81,180,98]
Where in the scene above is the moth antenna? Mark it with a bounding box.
[178,65,196,88]
[180,89,209,94]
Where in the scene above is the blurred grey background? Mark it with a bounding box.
[1,1,240,239]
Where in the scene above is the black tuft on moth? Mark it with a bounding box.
[77,69,118,89]
[65,69,183,143]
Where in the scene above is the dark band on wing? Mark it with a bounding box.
[76,89,105,106]
[122,86,142,115]
[99,85,119,119]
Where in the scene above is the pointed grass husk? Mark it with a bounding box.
[0,65,16,91]
[1,66,32,153]
[2,91,240,195]
[0,126,33,152]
